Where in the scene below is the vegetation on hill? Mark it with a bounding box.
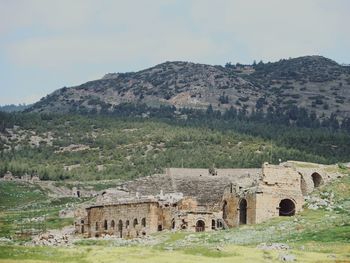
[0,104,31,112]
[1,110,350,181]
[27,56,350,122]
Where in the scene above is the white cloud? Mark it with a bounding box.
[189,0,350,62]
[2,0,350,69]
[1,0,350,106]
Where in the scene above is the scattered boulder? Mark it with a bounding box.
[257,243,290,250]
[279,253,296,262]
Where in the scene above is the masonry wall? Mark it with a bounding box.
[86,202,160,238]
[254,189,304,224]
[222,192,256,227]
[173,212,217,232]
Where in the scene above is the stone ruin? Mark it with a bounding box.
[0,171,40,182]
[74,161,344,239]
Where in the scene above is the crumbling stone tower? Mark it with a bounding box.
[222,163,304,227]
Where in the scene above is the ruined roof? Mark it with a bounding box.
[119,168,260,205]
[87,197,159,209]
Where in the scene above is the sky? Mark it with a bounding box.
[1,0,350,105]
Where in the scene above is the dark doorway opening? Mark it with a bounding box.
[77,190,80,197]
[133,218,138,228]
[311,173,323,188]
[118,220,123,238]
[239,199,247,225]
[195,220,205,232]
[158,225,163,231]
[279,199,295,216]
[211,219,216,230]
[217,220,223,229]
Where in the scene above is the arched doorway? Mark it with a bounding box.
[195,220,205,232]
[211,219,216,230]
[133,218,138,228]
[311,173,323,188]
[239,199,247,225]
[104,220,108,230]
[81,220,85,233]
[118,220,123,238]
[279,199,295,216]
[95,222,99,237]
[222,200,228,220]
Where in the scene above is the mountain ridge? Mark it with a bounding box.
[28,55,350,120]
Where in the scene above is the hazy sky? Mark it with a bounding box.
[1,0,349,105]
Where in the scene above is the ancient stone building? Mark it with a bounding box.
[75,161,343,238]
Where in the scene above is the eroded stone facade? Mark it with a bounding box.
[75,161,343,238]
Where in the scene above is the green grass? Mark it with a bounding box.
[0,182,46,210]
[1,244,349,263]
[0,167,349,262]
[0,181,89,240]
[0,246,88,263]
[183,246,238,258]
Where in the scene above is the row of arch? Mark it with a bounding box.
[194,219,224,232]
[301,172,323,195]
[91,217,147,237]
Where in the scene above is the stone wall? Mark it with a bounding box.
[222,163,305,227]
[85,201,160,238]
[75,161,344,239]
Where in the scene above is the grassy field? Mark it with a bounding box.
[0,170,349,262]
[1,243,349,263]
[0,181,88,241]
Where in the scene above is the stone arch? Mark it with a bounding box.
[118,220,123,238]
[133,218,138,228]
[217,219,223,229]
[196,220,205,232]
[311,172,323,188]
[141,217,146,227]
[279,199,295,216]
[126,220,130,229]
[104,219,108,230]
[239,199,247,225]
[111,220,115,230]
[211,219,216,230]
[222,200,228,220]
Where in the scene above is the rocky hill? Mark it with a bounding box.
[28,56,350,119]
